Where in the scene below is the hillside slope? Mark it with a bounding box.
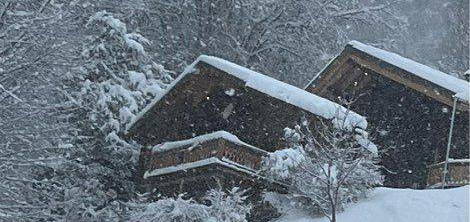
[278,186,469,222]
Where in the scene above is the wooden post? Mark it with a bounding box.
[441,96,458,189]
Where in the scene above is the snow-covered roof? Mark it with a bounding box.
[151,131,267,154]
[306,41,470,103]
[143,157,258,179]
[348,41,470,102]
[127,55,368,132]
[354,128,378,154]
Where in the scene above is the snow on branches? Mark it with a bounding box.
[262,116,383,222]
[204,187,253,222]
[131,188,252,222]
[79,11,172,140]
[131,195,210,222]
[59,11,174,220]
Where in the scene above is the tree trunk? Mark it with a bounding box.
[331,204,336,222]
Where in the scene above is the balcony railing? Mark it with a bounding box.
[426,159,470,188]
[140,132,269,178]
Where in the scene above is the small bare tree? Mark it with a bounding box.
[263,116,382,222]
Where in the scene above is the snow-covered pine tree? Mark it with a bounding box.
[262,116,383,222]
[60,11,173,220]
[79,10,172,136]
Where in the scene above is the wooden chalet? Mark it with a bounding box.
[305,41,470,188]
[125,55,374,220]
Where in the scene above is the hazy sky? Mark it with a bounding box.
[398,0,468,76]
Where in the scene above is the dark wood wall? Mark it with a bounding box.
[315,65,469,188]
[143,164,284,222]
[427,162,470,187]
[128,62,321,152]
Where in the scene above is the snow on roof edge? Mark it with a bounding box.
[128,55,369,133]
[143,157,257,179]
[125,59,200,132]
[348,40,470,102]
[151,130,268,154]
[196,55,368,130]
[304,53,339,90]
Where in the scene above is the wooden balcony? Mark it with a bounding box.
[139,131,269,179]
[426,159,470,188]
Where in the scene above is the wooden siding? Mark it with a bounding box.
[427,161,470,188]
[141,137,268,174]
[307,61,469,188]
[142,163,285,222]
[140,138,287,222]
[307,45,469,111]
[127,61,323,152]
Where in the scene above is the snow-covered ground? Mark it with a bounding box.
[278,186,469,222]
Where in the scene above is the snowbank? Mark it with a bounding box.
[349,41,470,102]
[277,186,470,222]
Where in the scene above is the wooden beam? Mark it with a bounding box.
[334,64,365,94]
[354,67,373,92]
[350,54,469,112]
[316,58,355,96]
[307,53,351,94]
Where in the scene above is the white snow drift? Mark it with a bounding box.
[278,186,470,222]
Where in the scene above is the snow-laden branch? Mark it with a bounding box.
[0,83,23,102]
[331,5,387,18]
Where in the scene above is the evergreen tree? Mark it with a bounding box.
[60,11,172,220]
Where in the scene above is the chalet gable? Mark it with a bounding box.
[305,41,470,111]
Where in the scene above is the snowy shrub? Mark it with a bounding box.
[263,146,305,180]
[62,178,122,221]
[132,188,252,222]
[131,195,210,222]
[204,188,252,222]
[262,116,383,222]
